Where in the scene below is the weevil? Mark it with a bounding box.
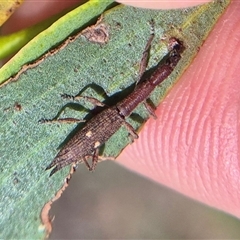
[44,34,184,176]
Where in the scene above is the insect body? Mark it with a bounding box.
[45,36,184,176]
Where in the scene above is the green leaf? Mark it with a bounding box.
[0,3,78,60]
[0,1,230,239]
[0,0,115,84]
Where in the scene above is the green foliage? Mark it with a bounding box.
[0,0,115,83]
[0,1,230,238]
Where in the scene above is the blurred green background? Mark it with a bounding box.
[50,161,240,239]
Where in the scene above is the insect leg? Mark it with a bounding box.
[46,157,73,177]
[83,156,91,170]
[122,121,138,142]
[62,83,109,107]
[39,118,85,124]
[89,148,100,171]
[143,101,157,119]
[136,25,155,85]
[62,94,105,107]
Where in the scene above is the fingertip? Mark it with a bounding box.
[118,0,240,218]
[115,0,213,10]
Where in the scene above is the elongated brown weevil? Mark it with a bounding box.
[44,32,184,176]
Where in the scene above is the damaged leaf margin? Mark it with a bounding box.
[0,0,115,85]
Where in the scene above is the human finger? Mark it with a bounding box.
[117,1,240,218]
[116,0,212,9]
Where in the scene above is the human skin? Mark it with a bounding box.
[117,0,212,9]
[2,0,240,218]
[118,0,240,219]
